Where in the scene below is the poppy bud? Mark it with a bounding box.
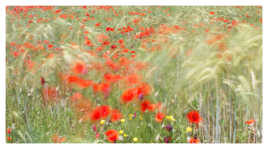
[92,124,97,132]
[163,136,172,143]
[95,133,100,139]
[165,124,173,132]
[138,94,144,100]
[7,128,11,134]
[133,112,137,119]
[41,77,45,86]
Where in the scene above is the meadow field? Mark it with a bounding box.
[6,6,262,143]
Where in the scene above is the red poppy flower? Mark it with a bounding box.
[245,119,255,125]
[121,88,136,103]
[232,20,238,26]
[189,137,200,143]
[48,44,54,49]
[55,9,61,14]
[141,100,151,112]
[187,110,201,124]
[90,107,102,121]
[106,59,119,71]
[106,27,114,32]
[111,45,117,50]
[42,86,59,102]
[92,83,100,93]
[71,92,83,102]
[12,51,20,57]
[99,105,111,118]
[59,14,68,19]
[77,79,92,88]
[136,83,151,96]
[110,109,122,122]
[105,129,118,143]
[66,75,92,88]
[147,103,156,111]
[52,135,65,143]
[118,39,124,44]
[209,11,215,15]
[99,82,110,96]
[67,75,80,83]
[72,62,87,74]
[95,23,101,27]
[90,105,110,121]
[102,41,110,46]
[104,73,121,83]
[85,39,93,46]
[155,112,165,122]
[7,128,11,134]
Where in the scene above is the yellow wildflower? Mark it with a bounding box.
[121,119,125,123]
[100,120,105,125]
[119,130,124,134]
[165,115,176,121]
[186,127,192,133]
[128,114,134,120]
[133,137,138,142]
[139,115,143,120]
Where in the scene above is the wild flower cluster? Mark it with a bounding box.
[6,6,262,143]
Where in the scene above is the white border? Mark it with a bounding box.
[0,0,267,149]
